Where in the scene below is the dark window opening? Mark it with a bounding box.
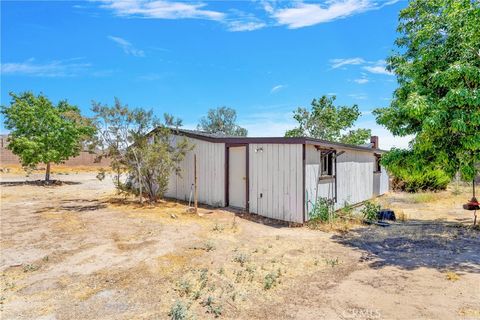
[374,154,382,173]
[321,152,334,176]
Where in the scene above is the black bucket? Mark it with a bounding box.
[377,209,396,221]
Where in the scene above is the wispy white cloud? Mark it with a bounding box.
[97,0,269,32]
[353,73,369,84]
[98,0,225,20]
[330,57,365,69]
[1,58,92,77]
[354,78,369,84]
[270,0,374,29]
[363,65,393,75]
[95,0,398,32]
[330,58,394,77]
[363,60,393,75]
[108,36,145,57]
[270,84,286,93]
[225,8,267,32]
[227,20,266,32]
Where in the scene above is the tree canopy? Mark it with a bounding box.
[92,98,191,202]
[285,95,371,145]
[1,92,95,181]
[373,0,480,181]
[197,106,247,136]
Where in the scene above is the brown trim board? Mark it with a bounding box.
[162,129,387,153]
[302,143,306,223]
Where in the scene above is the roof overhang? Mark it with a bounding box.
[156,128,388,153]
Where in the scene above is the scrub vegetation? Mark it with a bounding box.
[1,171,478,319]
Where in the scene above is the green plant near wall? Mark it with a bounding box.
[309,198,334,222]
[361,201,381,222]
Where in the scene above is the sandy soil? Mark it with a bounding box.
[1,172,479,319]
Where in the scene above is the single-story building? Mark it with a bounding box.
[164,129,389,223]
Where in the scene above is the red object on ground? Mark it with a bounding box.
[463,197,479,210]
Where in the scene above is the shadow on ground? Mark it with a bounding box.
[0,180,81,187]
[35,199,107,213]
[226,209,291,228]
[332,220,480,273]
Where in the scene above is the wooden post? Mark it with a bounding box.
[45,162,51,182]
[194,154,198,214]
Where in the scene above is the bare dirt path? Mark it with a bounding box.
[1,172,479,319]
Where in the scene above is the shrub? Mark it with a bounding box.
[361,201,380,221]
[381,149,451,192]
[169,301,189,320]
[263,269,281,290]
[308,198,333,222]
[402,169,450,192]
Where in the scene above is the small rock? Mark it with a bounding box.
[170,213,178,219]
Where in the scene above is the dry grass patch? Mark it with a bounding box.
[104,195,208,225]
[408,192,442,203]
[307,216,363,233]
[445,271,460,281]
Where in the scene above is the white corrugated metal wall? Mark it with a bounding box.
[165,135,388,222]
[248,144,304,223]
[165,135,225,207]
[305,145,389,220]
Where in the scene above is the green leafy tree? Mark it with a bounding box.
[373,0,480,181]
[285,95,371,145]
[1,92,95,182]
[92,98,191,202]
[197,106,247,136]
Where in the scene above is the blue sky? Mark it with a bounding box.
[1,0,410,149]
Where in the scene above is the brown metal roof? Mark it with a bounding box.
[168,128,387,153]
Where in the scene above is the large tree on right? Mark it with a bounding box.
[373,0,480,181]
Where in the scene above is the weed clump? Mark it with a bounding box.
[169,300,194,320]
[263,269,282,290]
[204,241,215,252]
[212,222,224,232]
[325,257,339,267]
[177,279,192,297]
[23,264,39,273]
[201,296,222,318]
[233,253,249,266]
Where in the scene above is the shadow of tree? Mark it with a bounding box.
[35,199,107,213]
[332,220,480,273]
[0,180,81,187]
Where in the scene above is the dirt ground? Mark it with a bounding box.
[1,170,479,320]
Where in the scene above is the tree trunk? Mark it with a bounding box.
[45,162,51,182]
[137,166,143,204]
